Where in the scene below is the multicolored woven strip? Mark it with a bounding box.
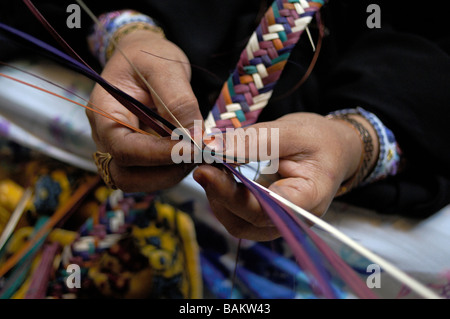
[205,0,324,135]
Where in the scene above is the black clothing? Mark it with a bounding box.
[1,0,449,217]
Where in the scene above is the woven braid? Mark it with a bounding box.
[205,0,324,135]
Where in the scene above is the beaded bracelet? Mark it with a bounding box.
[88,10,164,66]
[327,107,402,194]
[355,107,402,185]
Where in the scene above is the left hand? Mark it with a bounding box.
[193,112,378,241]
[87,30,202,192]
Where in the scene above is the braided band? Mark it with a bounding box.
[205,0,324,135]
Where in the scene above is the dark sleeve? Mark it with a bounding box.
[0,0,169,67]
[0,0,106,67]
[319,1,450,217]
[259,1,450,217]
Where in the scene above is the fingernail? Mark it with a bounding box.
[204,135,226,157]
[204,136,219,149]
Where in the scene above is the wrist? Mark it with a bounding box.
[88,10,164,66]
[326,111,379,196]
[108,24,165,60]
[326,107,402,196]
[327,116,365,183]
[346,113,380,175]
[113,28,165,53]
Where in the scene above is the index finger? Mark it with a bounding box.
[89,79,192,167]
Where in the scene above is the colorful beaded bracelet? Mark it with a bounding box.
[328,107,402,193]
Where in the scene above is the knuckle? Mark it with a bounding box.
[303,178,320,202]
[112,174,129,191]
[165,96,199,123]
[249,215,273,228]
[109,142,131,167]
[85,108,94,121]
[226,224,247,239]
[112,171,142,193]
[115,182,137,193]
[107,162,128,191]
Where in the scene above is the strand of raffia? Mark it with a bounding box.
[205,0,324,135]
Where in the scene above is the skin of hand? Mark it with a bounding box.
[193,112,379,241]
[87,29,203,192]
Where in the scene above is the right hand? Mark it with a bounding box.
[87,29,203,192]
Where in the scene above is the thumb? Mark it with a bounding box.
[149,76,203,131]
[208,121,288,164]
[268,169,336,218]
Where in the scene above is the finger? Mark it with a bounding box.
[104,127,194,167]
[268,160,337,217]
[210,209,280,241]
[212,120,302,165]
[109,160,195,193]
[136,41,204,130]
[144,65,203,130]
[89,80,195,167]
[194,165,279,240]
[193,165,274,228]
[90,62,154,128]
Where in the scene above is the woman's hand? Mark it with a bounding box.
[193,112,379,241]
[87,29,203,192]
